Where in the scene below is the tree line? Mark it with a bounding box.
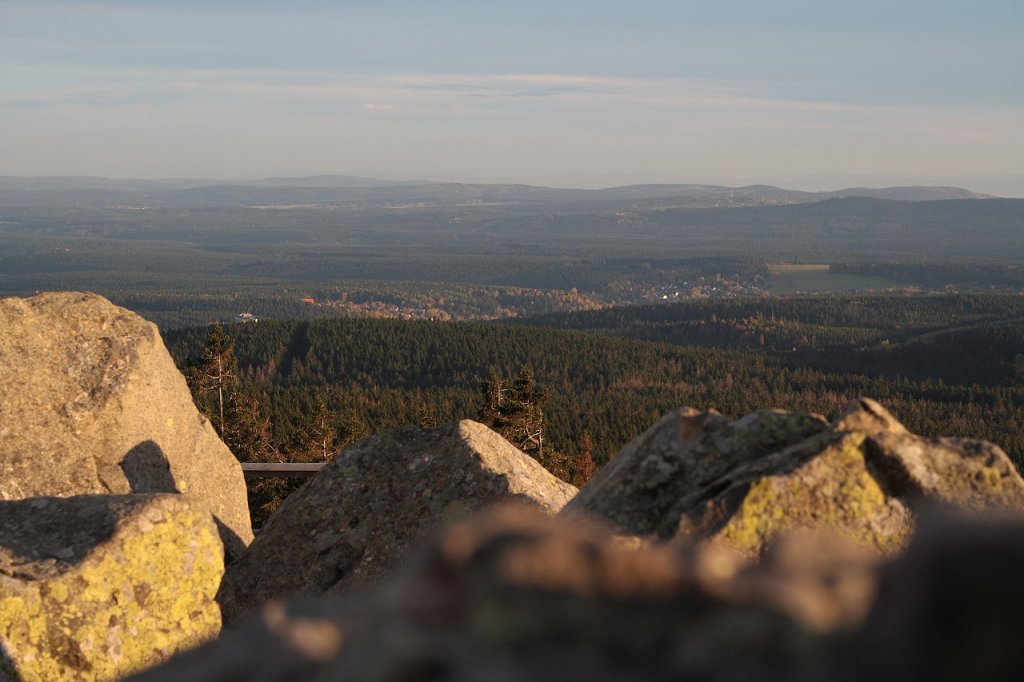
[169,303,1024,502]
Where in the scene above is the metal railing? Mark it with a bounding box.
[240,463,326,479]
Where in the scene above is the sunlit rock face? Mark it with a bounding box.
[0,291,253,560]
[564,398,1024,557]
[0,494,223,681]
[218,420,577,623]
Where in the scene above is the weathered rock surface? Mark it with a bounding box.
[564,407,831,537]
[0,292,252,559]
[218,420,577,622]
[131,506,1024,682]
[565,398,1024,556]
[673,429,914,556]
[0,494,223,681]
[131,505,832,682]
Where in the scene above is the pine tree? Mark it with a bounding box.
[338,409,370,448]
[477,370,507,424]
[188,324,238,435]
[506,367,548,457]
[218,386,295,528]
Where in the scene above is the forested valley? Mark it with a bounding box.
[7,180,1023,521]
[166,293,1024,520]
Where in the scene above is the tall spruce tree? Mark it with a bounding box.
[305,397,338,462]
[188,324,238,435]
[221,387,279,464]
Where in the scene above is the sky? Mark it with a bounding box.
[2,0,1023,193]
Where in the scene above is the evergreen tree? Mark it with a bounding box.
[338,408,371,448]
[478,366,549,458]
[221,387,278,464]
[188,324,238,434]
[477,370,507,425]
[305,397,338,462]
[506,367,548,457]
[219,387,287,527]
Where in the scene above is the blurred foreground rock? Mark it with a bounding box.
[0,494,223,681]
[0,292,252,559]
[844,510,1024,682]
[565,398,1024,556]
[132,505,824,682]
[219,420,577,622]
[133,505,1024,682]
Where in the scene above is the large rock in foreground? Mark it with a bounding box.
[131,506,1024,682]
[0,292,252,559]
[564,398,1024,556]
[132,505,830,682]
[843,510,1024,682]
[219,420,577,622]
[0,494,223,681]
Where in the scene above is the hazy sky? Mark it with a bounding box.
[2,0,1023,192]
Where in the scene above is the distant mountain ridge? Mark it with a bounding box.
[0,176,994,208]
[825,186,991,201]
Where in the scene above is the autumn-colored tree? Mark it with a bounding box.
[417,403,438,430]
[571,432,598,487]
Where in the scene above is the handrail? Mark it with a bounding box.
[240,463,326,479]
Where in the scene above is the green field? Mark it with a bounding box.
[767,264,895,295]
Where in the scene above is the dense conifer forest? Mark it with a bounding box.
[166,294,1024,499]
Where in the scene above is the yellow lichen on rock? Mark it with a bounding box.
[0,494,223,681]
[715,432,911,557]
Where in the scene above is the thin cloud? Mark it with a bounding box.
[2,66,1021,184]
[4,69,1020,124]
[2,68,864,112]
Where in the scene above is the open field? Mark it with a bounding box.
[767,263,895,294]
